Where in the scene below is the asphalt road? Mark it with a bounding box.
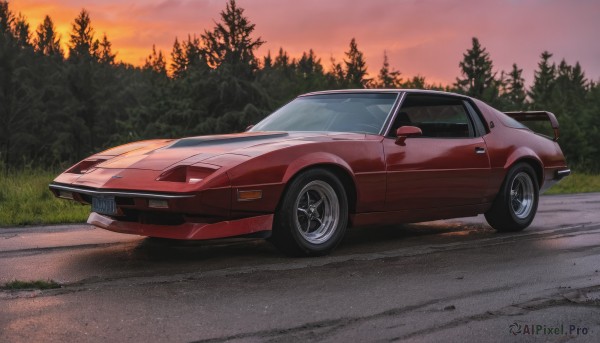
[1,193,600,342]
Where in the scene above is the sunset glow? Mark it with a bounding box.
[11,0,600,85]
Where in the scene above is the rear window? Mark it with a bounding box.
[496,112,529,130]
[476,100,529,130]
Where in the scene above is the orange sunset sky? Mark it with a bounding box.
[10,0,600,85]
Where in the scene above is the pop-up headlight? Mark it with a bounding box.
[66,159,107,174]
[156,165,219,184]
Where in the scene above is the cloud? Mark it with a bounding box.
[10,0,600,84]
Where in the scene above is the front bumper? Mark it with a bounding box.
[49,183,195,200]
[49,181,232,218]
[88,212,273,240]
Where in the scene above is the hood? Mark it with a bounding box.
[55,131,373,190]
[94,131,355,171]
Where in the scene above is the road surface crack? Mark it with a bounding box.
[187,285,600,343]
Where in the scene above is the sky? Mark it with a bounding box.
[10,0,600,86]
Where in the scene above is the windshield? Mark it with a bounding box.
[250,93,398,134]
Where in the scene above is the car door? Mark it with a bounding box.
[383,94,491,211]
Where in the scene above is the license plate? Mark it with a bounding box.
[91,197,117,215]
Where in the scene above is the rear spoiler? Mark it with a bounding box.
[504,111,559,141]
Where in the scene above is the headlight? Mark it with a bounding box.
[66,159,107,174]
[156,165,219,184]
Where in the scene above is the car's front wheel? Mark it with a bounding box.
[485,163,539,232]
[271,168,348,256]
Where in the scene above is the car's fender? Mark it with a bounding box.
[282,151,356,184]
[502,146,544,186]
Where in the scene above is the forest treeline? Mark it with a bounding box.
[0,0,598,171]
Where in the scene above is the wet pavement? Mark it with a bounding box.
[1,193,599,342]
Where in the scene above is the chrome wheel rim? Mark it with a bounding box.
[510,172,534,219]
[293,180,339,244]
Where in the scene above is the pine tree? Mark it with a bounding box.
[528,51,556,109]
[550,59,591,168]
[170,37,186,77]
[169,35,208,77]
[68,9,99,61]
[569,62,587,99]
[183,34,208,71]
[262,50,272,69]
[98,33,115,64]
[0,1,16,168]
[297,49,323,77]
[144,44,167,75]
[553,59,588,109]
[403,75,427,89]
[33,15,63,57]
[184,35,201,65]
[160,1,271,135]
[273,48,290,68]
[273,47,293,72]
[0,1,14,37]
[0,2,39,169]
[505,63,526,108]
[584,82,600,171]
[455,37,497,100]
[376,50,402,88]
[201,0,264,75]
[343,38,370,88]
[65,9,103,157]
[13,13,31,48]
[328,57,346,88]
[293,49,327,93]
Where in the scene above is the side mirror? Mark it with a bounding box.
[245,124,254,132]
[395,126,422,145]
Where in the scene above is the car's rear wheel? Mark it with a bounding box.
[271,168,348,256]
[485,163,539,232]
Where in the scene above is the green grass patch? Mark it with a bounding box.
[545,172,600,195]
[2,279,62,290]
[0,169,89,227]
[0,169,598,227]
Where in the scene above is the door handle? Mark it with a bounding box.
[475,147,486,154]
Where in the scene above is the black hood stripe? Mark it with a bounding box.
[168,132,289,148]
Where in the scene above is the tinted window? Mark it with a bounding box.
[390,95,475,138]
[251,93,397,134]
[497,112,529,129]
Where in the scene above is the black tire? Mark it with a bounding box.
[271,168,348,256]
[485,163,539,232]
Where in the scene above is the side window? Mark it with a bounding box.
[389,95,476,138]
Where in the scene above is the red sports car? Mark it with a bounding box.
[50,90,570,256]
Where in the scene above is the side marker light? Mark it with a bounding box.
[237,190,263,201]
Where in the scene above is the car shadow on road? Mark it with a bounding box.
[29,221,502,285]
[54,221,497,284]
[125,221,495,262]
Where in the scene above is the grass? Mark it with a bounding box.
[0,169,598,227]
[2,279,62,290]
[0,169,89,227]
[544,172,600,195]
